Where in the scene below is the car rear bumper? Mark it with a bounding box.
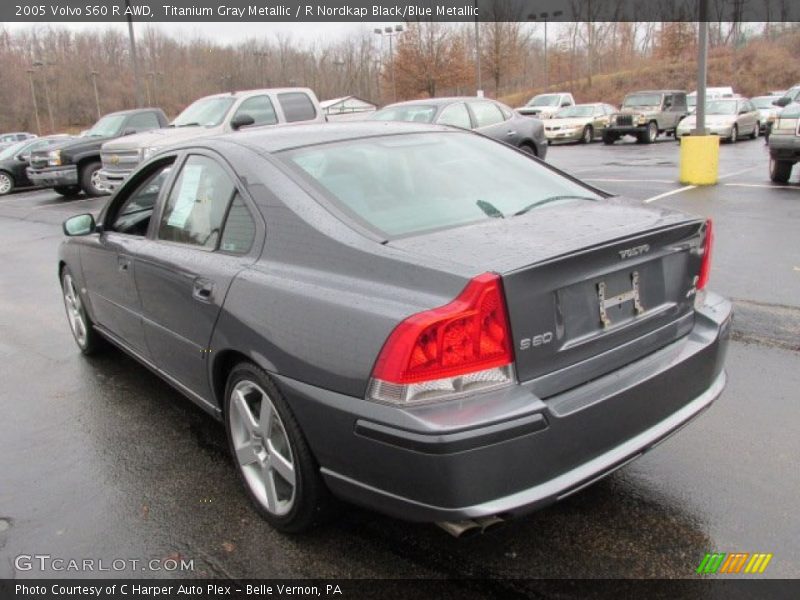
[97,168,132,193]
[769,136,800,161]
[26,165,78,187]
[277,292,732,523]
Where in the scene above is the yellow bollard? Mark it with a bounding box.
[679,135,720,185]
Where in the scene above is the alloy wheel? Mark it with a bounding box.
[730,125,738,143]
[0,173,12,195]
[648,122,658,143]
[229,380,296,516]
[90,169,103,194]
[62,273,88,347]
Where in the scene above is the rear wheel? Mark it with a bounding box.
[61,267,102,355]
[769,158,793,183]
[79,161,105,197]
[224,362,333,533]
[519,143,536,157]
[54,185,81,197]
[0,171,14,196]
[581,125,593,144]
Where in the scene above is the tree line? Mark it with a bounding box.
[0,20,798,133]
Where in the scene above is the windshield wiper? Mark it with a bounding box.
[513,195,597,217]
[476,199,504,219]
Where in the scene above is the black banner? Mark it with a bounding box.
[3,0,800,23]
[3,579,800,600]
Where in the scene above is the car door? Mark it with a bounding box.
[468,101,517,145]
[592,105,608,136]
[133,151,262,399]
[231,94,279,130]
[79,159,175,356]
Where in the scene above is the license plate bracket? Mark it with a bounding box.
[597,271,644,328]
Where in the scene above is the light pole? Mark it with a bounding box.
[474,0,481,96]
[90,70,101,119]
[26,69,42,135]
[374,25,403,102]
[528,11,562,89]
[124,0,142,107]
[32,60,55,132]
[144,72,152,105]
[254,51,269,87]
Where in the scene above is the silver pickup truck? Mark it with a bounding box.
[98,87,324,192]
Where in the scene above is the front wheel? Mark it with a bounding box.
[728,125,738,143]
[0,171,15,196]
[602,133,617,145]
[224,362,333,533]
[61,267,103,354]
[80,161,106,197]
[519,143,536,156]
[645,121,658,143]
[769,158,793,183]
[581,125,593,144]
[750,122,759,140]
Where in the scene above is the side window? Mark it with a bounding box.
[234,95,278,127]
[277,92,317,123]
[437,103,472,129]
[663,94,674,110]
[562,97,573,107]
[470,102,504,128]
[127,112,161,131]
[110,163,173,236]
[219,193,256,255]
[158,155,236,249]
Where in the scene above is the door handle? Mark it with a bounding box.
[118,256,131,272]
[192,278,215,303]
[506,131,517,136]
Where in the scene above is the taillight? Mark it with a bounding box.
[368,273,515,405]
[697,219,713,290]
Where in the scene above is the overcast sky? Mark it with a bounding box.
[4,22,382,46]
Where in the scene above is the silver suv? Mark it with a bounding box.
[98,87,324,192]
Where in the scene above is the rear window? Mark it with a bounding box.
[282,132,601,238]
[277,92,317,123]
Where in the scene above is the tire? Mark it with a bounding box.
[769,158,793,183]
[602,133,616,145]
[54,185,81,197]
[750,122,759,140]
[581,125,593,144]
[728,125,738,143]
[224,362,334,533]
[0,171,15,196]
[645,121,658,143]
[61,266,103,355]
[79,161,105,197]
[519,143,536,157]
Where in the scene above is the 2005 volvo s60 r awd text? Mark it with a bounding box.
[58,122,731,535]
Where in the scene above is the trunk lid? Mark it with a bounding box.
[389,198,705,397]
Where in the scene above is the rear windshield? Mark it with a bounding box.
[371,105,437,124]
[282,132,601,238]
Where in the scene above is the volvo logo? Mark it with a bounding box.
[619,244,650,259]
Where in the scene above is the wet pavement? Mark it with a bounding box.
[0,135,798,586]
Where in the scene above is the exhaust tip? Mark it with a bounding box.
[474,515,506,534]
[435,515,505,538]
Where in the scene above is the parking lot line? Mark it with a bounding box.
[586,179,675,184]
[724,183,799,191]
[643,185,697,203]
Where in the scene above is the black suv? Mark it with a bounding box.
[27,108,168,197]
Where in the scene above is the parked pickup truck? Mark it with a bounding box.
[604,90,688,144]
[768,101,800,183]
[516,92,575,119]
[98,87,325,192]
[27,108,168,197]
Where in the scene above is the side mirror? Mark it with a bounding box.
[773,97,791,107]
[63,214,97,236]
[122,128,137,136]
[561,101,570,107]
[15,154,27,162]
[231,113,256,130]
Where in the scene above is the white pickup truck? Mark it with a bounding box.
[98,87,324,192]
[516,92,576,119]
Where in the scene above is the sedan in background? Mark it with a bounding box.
[544,103,617,144]
[676,98,760,142]
[0,131,37,150]
[371,98,547,159]
[58,122,729,535]
[751,95,784,139]
[0,135,72,195]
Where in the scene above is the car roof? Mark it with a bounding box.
[105,107,163,117]
[195,87,316,101]
[382,97,503,108]
[212,121,454,153]
[627,90,686,95]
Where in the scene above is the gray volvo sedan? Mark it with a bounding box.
[58,122,730,535]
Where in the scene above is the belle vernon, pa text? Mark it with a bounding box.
[161,4,479,18]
